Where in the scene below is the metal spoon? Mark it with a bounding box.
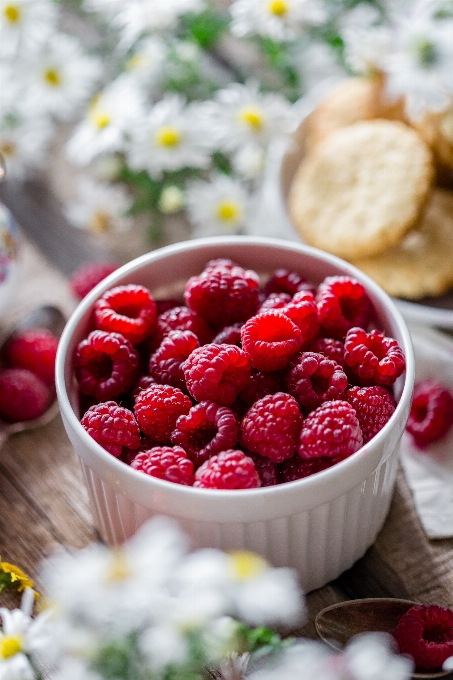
[0,305,66,447]
[315,598,453,679]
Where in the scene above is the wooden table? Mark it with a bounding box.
[0,232,453,648]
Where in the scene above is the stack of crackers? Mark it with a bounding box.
[288,77,453,300]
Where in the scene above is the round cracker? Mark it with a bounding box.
[413,104,453,169]
[350,190,453,299]
[288,120,434,260]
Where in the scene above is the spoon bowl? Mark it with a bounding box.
[0,305,66,447]
[315,598,453,679]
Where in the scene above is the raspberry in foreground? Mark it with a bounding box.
[194,449,260,489]
[344,327,406,386]
[317,276,373,339]
[241,392,303,463]
[246,450,279,486]
[0,368,51,422]
[346,385,396,443]
[183,344,250,406]
[308,337,345,367]
[406,380,453,448]
[81,401,140,457]
[131,446,194,485]
[134,384,192,442]
[298,400,363,460]
[4,327,59,386]
[263,268,311,297]
[241,310,303,372]
[238,369,284,409]
[94,284,157,345]
[148,330,199,392]
[281,291,320,347]
[393,604,453,671]
[280,455,332,482]
[156,306,214,346]
[286,351,348,411]
[69,261,119,300]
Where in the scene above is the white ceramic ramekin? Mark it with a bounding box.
[56,236,414,593]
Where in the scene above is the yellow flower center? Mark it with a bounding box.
[3,3,21,24]
[216,200,241,223]
[43,68,62,87]
[0,142,16,157]
[238,106,265,131]
[89,210,112,234]
[229,551,268,580]
[267,0,288,16]
[105,551,132,582]
[126,54,146,70]
[155,126,182,148]
[89,110,111,130]
[0,561,34,592]
[0,635,23,660]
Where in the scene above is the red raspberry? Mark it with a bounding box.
[212,323,243,346]
[194,449,260,489]
[238,369,284,409]
[240,392,302,463]
[241,311,303,372]
[69,261,119,300]
[263,268,311,297]
[183,344,250,406]
[316,276,374,339]
[74,330,139,401]
[204,258,238,271]
[149,330,199,392]
[134,384,192,442]
[81,401,140,457]
[393,604,453,671]
[258,293,292,313]
[246,450,279,486]
[184,264,259,329]
[156,298,182,314]
[4,327,59,386]
[94,284,157,345]
[0,368,51,422]
[280,455,332,482]
[344,327,406,386]
[298,400,363,460]
[131,446,194,485]
[406,380,453,448]
[281,291,320,347]
[171,401,238,468]
[156,306,214,346]
[308,337,345,367]
[131,374,158,399]
[346,385,396,444]
[286,352,348,411]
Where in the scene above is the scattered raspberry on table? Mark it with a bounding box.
[406,379,453,448]
[393,604,453,671]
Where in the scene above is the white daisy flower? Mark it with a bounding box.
[125,94,214,179]
[83,0,123,20]
[186,175,250,236]
[296,42,345,93]
[139,623,189,671]
[22,34,103,121]
[341,633,413,680]
[342,24,393,76]
[64,177,133,235]
[123,36,167,90]
[232,143,265,179]
[158,185,186,214]
[0,115,54,180]
[51,658,103,680]
[229,0,327,42]
[0,0,58,58]
[66,75,145,166]
[200,82,297,153]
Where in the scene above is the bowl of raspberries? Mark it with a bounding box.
[56,236,415,593]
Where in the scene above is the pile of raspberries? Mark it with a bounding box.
[75,258,407,490]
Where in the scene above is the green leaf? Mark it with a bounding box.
[181,7,230,49]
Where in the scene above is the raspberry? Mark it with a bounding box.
[246,450,279,486]
[81,401,140,457]
[0,368,51,422]
[131,374,158,399]
[134,384,192,442]
[298,400,363,460]
[238,369,284,409]
[149,330,199,392]
[258,293,292,313]
[308,337,345,367]
[286,352,348,411]
[193,449,260,489]
[204,258,238,271]
[212,323,243,346]
[156,298,182,315]
[94,284,157,345]
[156,306,214,346]
[263,268,310,297]
[240,392,302,463]
[74,330,139,401]
[406,380,453,448]
[241,311,303,372]
[346,385,396,443]
[4,327,59,386]
[281,291,320,347]
[280,455,332,482]
[69,261,119,300]
[184,264,259,329]
[393,604,453,671]
[317,276,374,339]
[171,401,238,468]
[131,446,194,485]
[344,327,406,386]
[183,344,250,406]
